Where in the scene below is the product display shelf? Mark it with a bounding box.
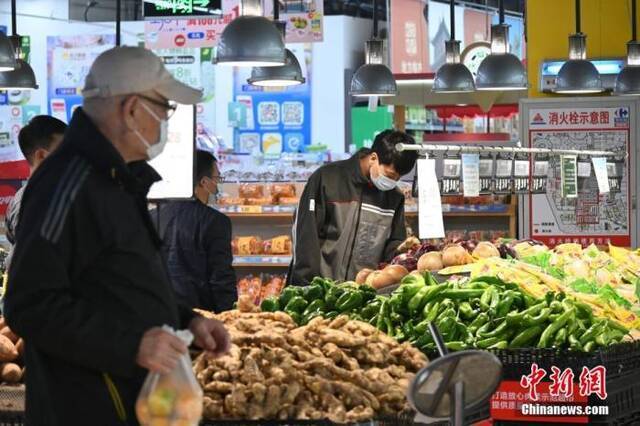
[232,255,292,268]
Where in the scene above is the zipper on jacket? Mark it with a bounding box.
[103,373,127,422]
[344,188,364,281]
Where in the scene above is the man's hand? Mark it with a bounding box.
[136,327,188,374]
[189,316,231,357]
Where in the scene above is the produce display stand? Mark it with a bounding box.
[422,341,640,425]
[0,385,24,426]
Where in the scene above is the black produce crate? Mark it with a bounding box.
[0,411,24,426]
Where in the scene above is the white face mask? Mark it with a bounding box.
[203,177,219,205]
[371,161,398,191]
[134,101,169,160]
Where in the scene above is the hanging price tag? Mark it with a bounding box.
[560,155,578,198]
[577,161,592,178]
[368,96,379,112]
[461,153,480,197]
[591,157,610,194]
[417,158,445,239]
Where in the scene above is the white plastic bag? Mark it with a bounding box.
[136,326,203,426]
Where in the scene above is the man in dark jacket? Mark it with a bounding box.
[5,46,230,426]
[289,130,418,285]
[155,150,237,312]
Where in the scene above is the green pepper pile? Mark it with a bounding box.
[260,277,376,326]
[261,273,629,353]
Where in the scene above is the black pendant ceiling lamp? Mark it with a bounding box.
[553,0,602,94]
[0,0,38,90]
[475,0,527,91]
[215,0,286,67]
[433,0,475,93]
[350,0,397,97]
[248,0,305,87]
[615,0,640,95]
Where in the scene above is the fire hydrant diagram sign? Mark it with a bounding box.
[524,100,632,247]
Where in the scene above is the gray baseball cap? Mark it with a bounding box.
[82,46,202,104]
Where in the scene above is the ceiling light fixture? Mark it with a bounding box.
[247,0,305,87]
[433,0,475,93]
[350,0,397,97]
[475,0,527,91]
[0,0,38,90]
[215,0,286,67]
[614,0,640,95]
[553,0,603,94]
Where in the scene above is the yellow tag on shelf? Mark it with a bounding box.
[239,205,263,214]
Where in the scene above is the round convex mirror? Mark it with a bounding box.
[408,350,502,419]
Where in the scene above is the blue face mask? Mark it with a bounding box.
[371,161,398,191]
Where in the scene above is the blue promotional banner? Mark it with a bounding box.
[232,45,312,156]
[46,35,115,123]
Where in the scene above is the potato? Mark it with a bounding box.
[383,265,409,282]
[355,269,374,285]
[417,251,444,272]
[472,241,500,259]
[0,335,18,362]
[442,245,471,267]
[0,327,18,344]
[15,339,23,359]
[1,363,21,384]
[366,271,396,289]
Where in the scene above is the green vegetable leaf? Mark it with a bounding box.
[598,284,632,309]
[521,252,566,279]
[635,277,640,302]
[569,278,598,294]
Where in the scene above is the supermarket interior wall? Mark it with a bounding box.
[0,4,376,155]
[526,0,631,98]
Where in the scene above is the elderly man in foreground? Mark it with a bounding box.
[5,46,230,426]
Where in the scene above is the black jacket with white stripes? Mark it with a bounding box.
[289,149,407,285]
[5,108,193,426]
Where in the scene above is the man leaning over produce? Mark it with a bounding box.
[4,46,230,426]
[289,130,418,285]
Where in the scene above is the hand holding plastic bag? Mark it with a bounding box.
[136,326,203,426]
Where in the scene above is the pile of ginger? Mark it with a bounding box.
[193,305,427,424]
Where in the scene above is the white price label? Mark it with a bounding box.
[417,159,445,239]
[368,96,379,112]
[514,160,530,177]
[592,157,610,194]
[577,162,592,178]
[496,159,513,177]
[461,154,480,197]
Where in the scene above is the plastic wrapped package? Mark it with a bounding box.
[238,184,264,199]
[136,327,203,426]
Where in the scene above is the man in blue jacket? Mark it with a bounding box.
[155,150,237,312]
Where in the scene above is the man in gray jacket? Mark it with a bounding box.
[289,130,417,285]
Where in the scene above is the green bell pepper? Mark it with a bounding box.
[303,283,325,302]
[324,285,345,310]
[360,300,383,320]
[302,299,326,317]
[336,290,364,312]
[325,311,340,320]
[260,297,280,312]
[279,286,303,309]
[284,296,308,315]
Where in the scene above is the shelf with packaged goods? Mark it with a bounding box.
[220,204,516,218]
[233,255,292,268]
